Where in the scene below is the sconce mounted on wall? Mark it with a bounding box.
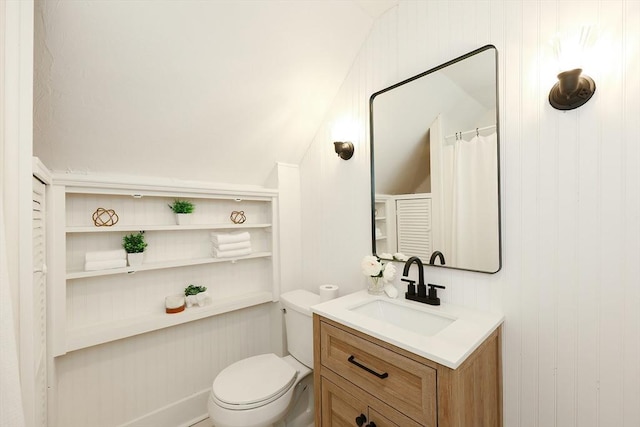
[334,141,354,160]
[549,26,597,110]
[549,68,596,110]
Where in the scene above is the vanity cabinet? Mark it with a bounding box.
[314,315,502,427]
[49,174,279,356]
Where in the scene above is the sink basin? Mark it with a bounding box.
[349,299,456,337]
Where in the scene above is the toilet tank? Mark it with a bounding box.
[280,290,322,368]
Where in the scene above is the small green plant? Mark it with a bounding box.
[169,200,195,214]
[122,232,148,254]
[184,284,207,296]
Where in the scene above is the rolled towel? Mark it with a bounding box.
[212,247,252,259]
[85,249,127,262]
[210,231,251,245]
[213,240,251,251]
[84,259,127,271]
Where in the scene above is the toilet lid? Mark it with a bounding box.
[212,354,298,409]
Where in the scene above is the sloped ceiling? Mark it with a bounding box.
[34,0,397,185]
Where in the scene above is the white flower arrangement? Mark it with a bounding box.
[361,255,397,283]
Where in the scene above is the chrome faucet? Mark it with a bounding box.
[429,251,446,265]
[402,256,445,306]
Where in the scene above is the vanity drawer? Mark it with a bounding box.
[319,321,437,425]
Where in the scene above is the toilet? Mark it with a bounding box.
[207,290,320,427]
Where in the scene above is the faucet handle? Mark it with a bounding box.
[401,277,416,296]
[426,284,445,305]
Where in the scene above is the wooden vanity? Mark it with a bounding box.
[313,314,502,427]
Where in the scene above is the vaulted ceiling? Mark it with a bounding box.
[33,0,397,185]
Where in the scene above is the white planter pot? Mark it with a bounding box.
[127,252,144,267]
[175,213,192,225]
[185,291,211,308]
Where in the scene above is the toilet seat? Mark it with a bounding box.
[212,354,298,410]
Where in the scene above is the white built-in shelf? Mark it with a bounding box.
[375,216,386,221]
[65,291,273,353]
[67,252,272,280]
[50,173,280,358]
[376,236,387,241]
[66,223,272,233]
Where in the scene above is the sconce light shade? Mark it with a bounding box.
[334,141,354,160]
[549,68,596,110]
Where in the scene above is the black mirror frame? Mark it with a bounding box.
[369,44,502,274]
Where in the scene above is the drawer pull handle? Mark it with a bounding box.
[348,355,389,379]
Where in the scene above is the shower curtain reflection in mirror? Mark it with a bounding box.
[431,114,499,271]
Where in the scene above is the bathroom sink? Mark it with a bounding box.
[312,291,504,368]
[349,299,455,337]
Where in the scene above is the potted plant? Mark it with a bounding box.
[184,284,209,307]
[169,200,195,225]
[122,232,147,266]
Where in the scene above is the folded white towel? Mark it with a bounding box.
[210,231,251,245]
[85,249,127,262]
[212,247,252,259]
[213,241,251,251]
[84,259,127,271]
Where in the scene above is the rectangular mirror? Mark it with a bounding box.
[370,45,501,273]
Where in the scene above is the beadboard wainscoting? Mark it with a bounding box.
[300,2,640,427]
[53,304,274,427]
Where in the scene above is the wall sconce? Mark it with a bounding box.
[333,141,354,160]
[331,117,358,160]
[549,26,596,110]
[549,68,596,110]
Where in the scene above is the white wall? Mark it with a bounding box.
[32,0,375,186]
[299,1,640,426]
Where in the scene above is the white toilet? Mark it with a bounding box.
[207,290,320,427]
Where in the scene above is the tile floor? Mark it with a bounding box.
[190,419,212,427]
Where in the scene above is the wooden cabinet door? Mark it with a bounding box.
[321,377,368,427]
[368,408,401,427]
[320,376,423,427]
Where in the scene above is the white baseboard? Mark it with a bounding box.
[118,388,210,427]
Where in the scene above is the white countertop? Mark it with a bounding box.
[311,290,504,369]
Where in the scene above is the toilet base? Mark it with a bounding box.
[277,373,314,427]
